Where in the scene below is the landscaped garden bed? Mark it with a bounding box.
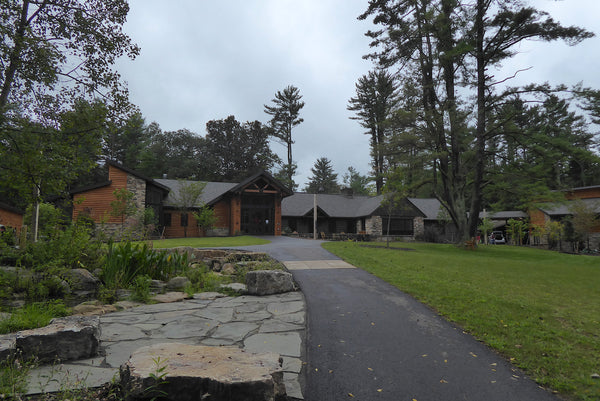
[0,216,286,399]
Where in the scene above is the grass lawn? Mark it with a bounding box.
[150,235,270,248]
[323,241,600,401]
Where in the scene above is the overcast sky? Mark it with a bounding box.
[116,0,600,189]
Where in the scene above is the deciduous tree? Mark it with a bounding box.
[204,116,280,182]
[0,0,139,123]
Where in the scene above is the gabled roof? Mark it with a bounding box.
[282,193,384,218]
[156,171,293,208]
[228,170,294,196]
[282,193,423,218]
[407,198,443,220]
[155,179,238,207]
[106,160,171,192]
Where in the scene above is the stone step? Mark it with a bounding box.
[120,343,286,401]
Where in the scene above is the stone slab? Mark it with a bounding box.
[244,332,302,358]
[120,343,285,401]
[283,260,356,270]
[27,364,117,394]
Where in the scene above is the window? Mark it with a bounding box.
[180,213,188,227]
[164,213,172,227]
[382,218,414,235]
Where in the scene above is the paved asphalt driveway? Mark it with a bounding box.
[237,237,560,401]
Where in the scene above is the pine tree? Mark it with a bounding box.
[305,158,340,194]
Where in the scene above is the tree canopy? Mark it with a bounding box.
[203,116,281,182]
[305,157,340,194]
[264,85,304,188]
[359,0,595,240]
[0,0,139,124]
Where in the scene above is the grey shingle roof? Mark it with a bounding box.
[155,179,237,207]
[407,198,443,220]
[538,198,600,216]
[282,193,383,218]
[484,211,528,220]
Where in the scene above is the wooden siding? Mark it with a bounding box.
[274,198,282,235]
[73,165,132,224]
[213,201,230,229]
[230,195,241,235]
[566,187,600,200]
[0,207,23,234]
[162,201,231,238]
[163,211,202,238]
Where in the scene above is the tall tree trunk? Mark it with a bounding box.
[469,0,488,239]
[0,1,30,112]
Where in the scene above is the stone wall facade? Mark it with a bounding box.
[414,217,425,238]
[127,174,146,210]
[365,216,382,236]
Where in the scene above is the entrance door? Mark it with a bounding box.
[240,195,274,235]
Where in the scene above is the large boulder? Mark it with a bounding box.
[246,270,295,296]
[64,268,100,294]
[16,316,100,364]
[166,276,191,291]
[120,343,286,401]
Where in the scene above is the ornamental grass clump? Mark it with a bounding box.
[101,240,188,290]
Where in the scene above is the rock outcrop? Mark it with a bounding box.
[246,270,295,296]
[15,315,101,363]
[120,343,286,401]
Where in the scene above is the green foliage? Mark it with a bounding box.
[347,70,399,194]
[170,180,207,238]
[324,241,600,401]
[0,300,70,334]
[130,275,153,303]
[478,217,495,245]
[567,199,599,252]
[264,85,305,184]
[192,206,218,233]
[101,241,188,289]
[544,220,564,250]
[0,100,107,207]
[203,116,281,182]
[145,357,169,401]
[138,126,206,179]
[110,188,137,227]
[304,157,340,194]
[342,166,373,195]
[0,352,32,397]
[506,219,528,245]
[19,221,103,273]
[273,163,299,191]
[0,0,139,122]
[360,1,594,239]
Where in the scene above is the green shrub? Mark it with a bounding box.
[0,300,70,334]
[131,275,152,303]
[0,351,32,397]
[20,223,103,272]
